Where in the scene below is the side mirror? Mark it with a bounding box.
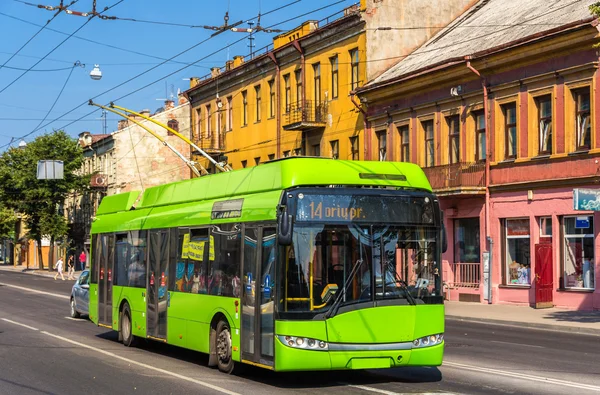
[278,206,293,246]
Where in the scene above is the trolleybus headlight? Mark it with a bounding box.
[307,339,316,348]
[413,340,420,346]
[278,335,328,351]
[412,333,444,349]
[296,338,304,346]
[430,335,437,344]
[318,341,327,349]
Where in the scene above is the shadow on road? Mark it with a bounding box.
[543,310,600,323]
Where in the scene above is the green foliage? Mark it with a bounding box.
[0,204,16,239]
[590,2,600,18]
[0,131,88,242]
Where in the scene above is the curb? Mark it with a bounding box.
[446,315,600,337]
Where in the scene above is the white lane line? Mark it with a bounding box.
[1,318,39,331]
[0,282,69,300]
[41,330,240,395]
[491,340,544,348]
[444,361,600,392]
[340,384,400,395]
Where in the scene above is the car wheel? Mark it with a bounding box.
[70,298,80,318]
[216,319,235,374]
[121,303,136,347]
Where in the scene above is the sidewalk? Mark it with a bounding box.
[0,263,85,280]
[446,301,600,336]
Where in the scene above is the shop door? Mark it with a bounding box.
[534,243,553,309]
[147,230,169,340]
[98,234,114,327]
[241,226,276,368]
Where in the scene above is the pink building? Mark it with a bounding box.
[357,0,600,310]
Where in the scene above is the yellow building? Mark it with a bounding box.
[183,0,477,171]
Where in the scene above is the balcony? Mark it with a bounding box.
[422,161,486,195]
[283,100,327,131]
[194,132,225,154]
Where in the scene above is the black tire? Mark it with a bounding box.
[215,320,234,374]
[70,298,80,318]
[121,303,136,347]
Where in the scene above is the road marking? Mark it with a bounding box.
[0,282,69,300]
[491,340,544,348]
[1,318,39,331]
[444,361,600,392]
[340,384,400,394]
[41,330,240,395]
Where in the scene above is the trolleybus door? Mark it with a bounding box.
[241,226,276,367]
[147,230,169,340]
[98,234,114,327]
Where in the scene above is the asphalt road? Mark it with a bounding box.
[1,269,599,395]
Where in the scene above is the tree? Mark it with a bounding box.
[0,131,88,270]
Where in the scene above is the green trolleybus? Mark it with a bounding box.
[89,158,446,373]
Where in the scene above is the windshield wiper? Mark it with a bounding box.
[397,278,417,306]
[325,258,364,319]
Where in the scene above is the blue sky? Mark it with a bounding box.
[0,0,355,150]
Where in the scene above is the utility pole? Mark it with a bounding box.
[248,21,255,59]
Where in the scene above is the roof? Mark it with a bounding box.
[91,134,111,144]
[365,0,597,88]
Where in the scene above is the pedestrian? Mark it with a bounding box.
[67,255,75,280]
[54,256,65,281]
[79,251,86,271]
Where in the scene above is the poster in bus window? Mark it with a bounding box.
[181,233,190,259]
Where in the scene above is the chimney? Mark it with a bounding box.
[78,131,92,147]
[233,55,245,68]
[164,100,175,110]
[189,77,200,88]
[225,60,234,71]
[211,67,221,78]
[178,95,188,105]
[117,120,128,130]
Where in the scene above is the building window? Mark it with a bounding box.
[255,85,261,122]
[195,107,202,139]
[167,119,178,136]
[268,80,275,118]
[562,216,594,290]
[376,130,387,161]
[399,125,409,162]
[330,140,339,159]
[227,96,233,131]
[502,103,517,159]
[539,216,552,244]
[454,218,480,263]
[504,218,531,285]
[242,91,248,126]
[283,74,291,113]
[268,153,275,161]
[295,69,302,108]
[423,120,434,167]
[254,157,260,166]
[330,55,338,99]
[241,160,247,168]
[350,136,359,160]
[313,63,321,106]
[350,48,359,90]
[447,115,460,164]
[536,95,552,154]
[574,88,591,150]
[311,144,320,157]
[474,110,486,161]
[283,150,291,157]
[206,104,212,137]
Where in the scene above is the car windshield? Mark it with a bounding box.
[277,224,441,318]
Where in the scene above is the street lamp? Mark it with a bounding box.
[18,140,27,149]
[90,64,102,80]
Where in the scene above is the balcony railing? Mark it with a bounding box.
[195,132,225,153]
[449,262,481,288]
[422,161,485,192]
[283,100,328,131]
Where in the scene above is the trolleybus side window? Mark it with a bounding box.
[210,224,242,297]
[178,228,208,293]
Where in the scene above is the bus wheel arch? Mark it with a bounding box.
[209,313,234,373]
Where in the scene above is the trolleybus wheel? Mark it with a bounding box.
[216,319,234,374]
[121,303,136,347]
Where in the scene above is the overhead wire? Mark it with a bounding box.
[0,0,125,96]
[0,0,80,71]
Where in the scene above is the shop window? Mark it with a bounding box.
[502,103,517,159]
[562,216,595,290]
[574,88,591,150]
[536,95,552,155]
[399,124,409,162]
[473,110,486,161]
[504,218,531,285]
[454,218,480,263]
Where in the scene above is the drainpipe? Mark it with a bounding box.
[350,91,369,160]
[466,57,492,303]
[267,52,281,158]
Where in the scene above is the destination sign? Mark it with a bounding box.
[212,199,244,220]
[295,193,435,224]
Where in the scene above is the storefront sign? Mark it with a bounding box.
[575,216,590,229]
[573,188,600,211]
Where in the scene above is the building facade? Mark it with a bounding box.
[183,0,476,171]
[357,0,600,310]
[65,99,192,259]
